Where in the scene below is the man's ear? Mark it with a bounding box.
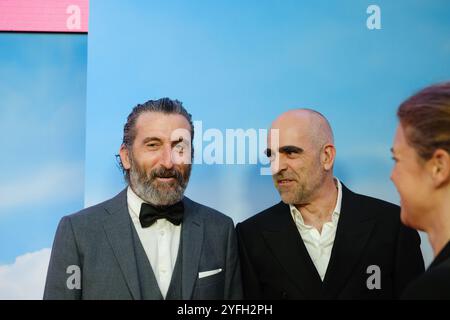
[322,144,336,171]
[428,149,450,188]
[119,144,131,170]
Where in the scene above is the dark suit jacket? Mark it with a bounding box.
[402,241,450,300]
[236,184,424,299]
[44,189,242,300]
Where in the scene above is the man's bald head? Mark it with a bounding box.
[268,108,337,205]
[270,109,334,150]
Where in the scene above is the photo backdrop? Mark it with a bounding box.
[1,0,450,299]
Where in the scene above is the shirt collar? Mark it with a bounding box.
[127,186,145,220]
[334,178,342,215]
[290,177,343,226]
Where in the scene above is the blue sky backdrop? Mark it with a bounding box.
[85,0,450,216]
[0,33,87,264]
[84,0,450,266]
[1,0,450,298]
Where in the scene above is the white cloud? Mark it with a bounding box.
[0,162,84,211]
[0,248,51,300]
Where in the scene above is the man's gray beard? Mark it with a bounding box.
[275,168,326,205]
[278,183,309,205]
[129,163,191,206]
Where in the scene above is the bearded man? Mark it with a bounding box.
[44,98,242,300]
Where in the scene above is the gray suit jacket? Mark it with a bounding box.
[43,189,243,300]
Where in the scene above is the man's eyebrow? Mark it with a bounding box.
[279,145,303,154]
[142,137,163,144]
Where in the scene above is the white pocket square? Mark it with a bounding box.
[198,268,222,279]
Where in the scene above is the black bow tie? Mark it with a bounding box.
[139,201,184,228]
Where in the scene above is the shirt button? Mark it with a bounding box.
[160,230,165,236]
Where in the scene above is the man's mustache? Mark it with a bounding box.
[150,167,184,182]
[274,172,297,181]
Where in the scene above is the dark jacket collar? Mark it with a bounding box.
[259,183,376,298]
[429,241,450,269]
[101,188,204,299]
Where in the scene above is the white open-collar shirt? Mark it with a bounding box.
[289,178,342,281]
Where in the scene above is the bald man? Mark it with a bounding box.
[236,109,425,299]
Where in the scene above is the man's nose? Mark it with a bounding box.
[271,153,288,175]
[160,146,174,169]
[390,169,395,183]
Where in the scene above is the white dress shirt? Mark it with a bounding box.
[289,178,342,281]
[127,187,181,299]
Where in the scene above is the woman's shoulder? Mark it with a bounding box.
[401,259,450,300]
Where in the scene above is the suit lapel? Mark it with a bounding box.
[102,189,141,300]
[181,197,204,299]
[322,184,376,298]
[261,202,323,298]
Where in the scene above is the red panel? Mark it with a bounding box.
[0,0,89,33]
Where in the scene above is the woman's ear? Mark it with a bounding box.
[428,149,450,188]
